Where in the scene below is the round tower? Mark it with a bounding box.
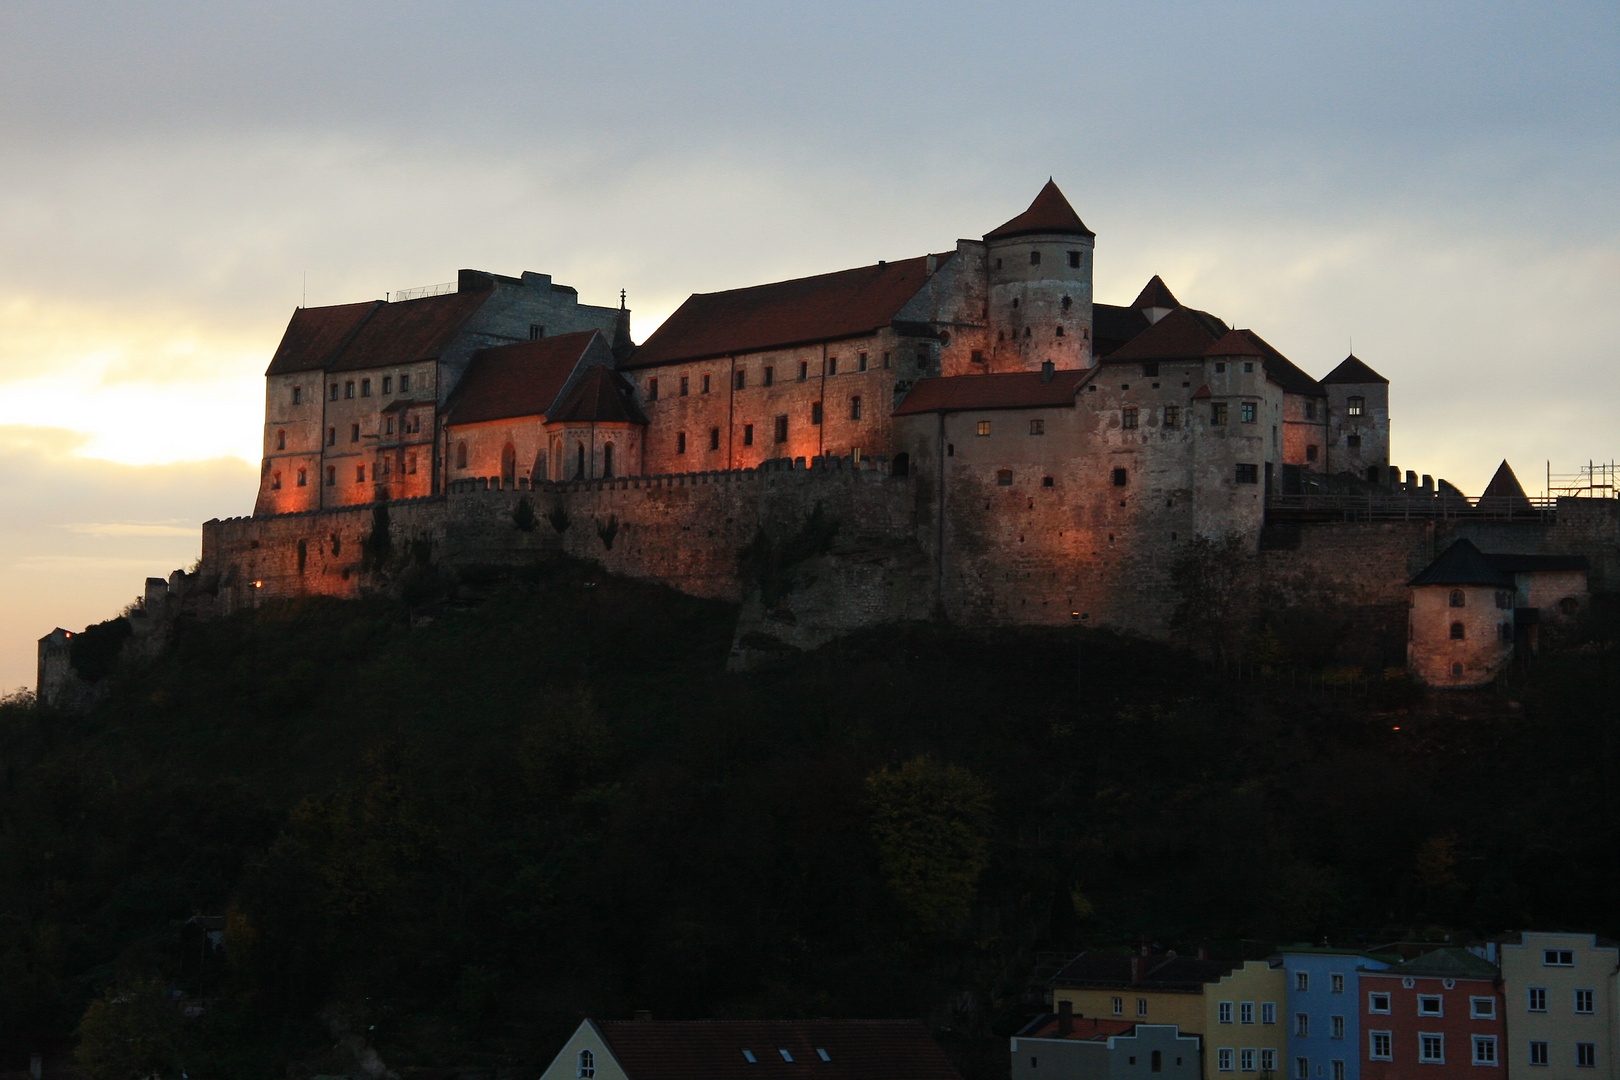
[983,180,1095,373]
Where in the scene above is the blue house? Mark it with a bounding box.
[1272,947,1395,1080]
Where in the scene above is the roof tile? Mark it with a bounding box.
[893,370,1085,416]
[444,331,597,426]
[985,180,1094,240]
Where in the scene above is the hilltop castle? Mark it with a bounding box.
[38,183,1619,703]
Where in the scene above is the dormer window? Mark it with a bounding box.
[817,1050,831,1062]
[742,1051,757,1063]
[779,1050,794,1063]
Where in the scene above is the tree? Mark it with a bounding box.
[76,979,182,1080]
[865,755,994,936]
[1168,532,1255,662]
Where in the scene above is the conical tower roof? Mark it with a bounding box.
[1409,538,1514,588]
[1130,275,1179,310]
[1479,460,1533,513]
[985,180,1094,240]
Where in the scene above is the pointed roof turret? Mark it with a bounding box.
[1321,354,1388,385]
[1205,328,1266,358]
[1479,460,1533,514]
[1130,275,1179,311]
[984,180,1094,240]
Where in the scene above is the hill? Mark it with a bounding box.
[2,560,1619,1077]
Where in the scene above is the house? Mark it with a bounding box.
[1272,948,1396,1080]
[1013,1003,1202,1080]
[1358,947,1504,1080]
[538,1019,962,1080]
[1493,931,1619,1077]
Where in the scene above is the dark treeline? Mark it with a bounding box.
[2,561,1618,1077]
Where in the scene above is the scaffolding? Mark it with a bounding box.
[1546,460,1618,500]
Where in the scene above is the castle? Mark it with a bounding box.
[38,182,1619,702]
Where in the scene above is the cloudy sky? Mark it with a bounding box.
[1,1,1616,691]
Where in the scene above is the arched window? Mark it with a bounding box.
[578,1050,595,1079]
[501,443,516,487]
[1560,596,1580,615]
[456,441,468,469]
[1055,325,1065,337]
[891,452,910,477]
[1449,590,1466,608]
[603,442,614,478]
[576,442,586,480]
[1450,622,1466,640]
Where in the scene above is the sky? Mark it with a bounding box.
[1,1,1616,691]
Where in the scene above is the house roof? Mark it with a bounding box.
[1101,307,1230,363]
[1321,354,1388,385]
[547,364,647,425]
[1050,952,1241,992]
[1478,460,1533,511]
[443,331,598,427]
[1409,539,1516,588]
[892,369,1086,416]
[265,301,380,376]
[1130,275,1179,310]
[984,180,1094,240]
[1379,947,1499,980]
[625,253,955,369]
[265,290,492,378]
[1015,1016,1139,1042]
[1093,303,1151,358]
[1205,329,1265,358]
[594,1020,961,1080]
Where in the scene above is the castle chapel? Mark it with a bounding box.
[255,180,1391,539]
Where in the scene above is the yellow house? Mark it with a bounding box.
[1052,953,1286,1078]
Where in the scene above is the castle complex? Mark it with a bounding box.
[38,183,1620,701]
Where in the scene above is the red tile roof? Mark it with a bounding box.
[547,363,646,425]
[444,331,596,426]
[626,254,955,369]
[1129,275,1179,310]
[265,301,379,376]
[1321,354,1388,385]
[1205,329,1266,358]
[1102,306,1229,363]
[596,1020,961,1080]
[984,180,1094,240]
[892,369,1086,415]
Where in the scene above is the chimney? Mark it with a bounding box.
[1058,999,1074,1037]
[1131,956,1145,982]
[1041,360,1055,383]
[633,1009,653,1022]
[926,254,938,276]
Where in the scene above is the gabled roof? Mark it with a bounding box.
[265,301,379,376]
[1409,538,1515,589]
[444,331,597,426]
[892,370,1085,416]
[1378,947,1499,980]
[548,364,646,425]
[626,253,954,369]
[594,1020,960,1080]
[1479,460,1532,512]
[1050,952,1240,991]
[985,180,1094,240]
[1130,275,1179,310]
[1092,303,1151,358]
[1205,329,1265,358]
[1321,354,1388,385]
[1101,307,1229,363]
[265,290,492,377]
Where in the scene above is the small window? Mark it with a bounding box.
[743,423,754,446]
[1578,1043,1596,1069]
[1112,467,1128,487]
[1042,476,1054,487]
[351,424,360,443]
[1450,589,1466,608]
[977,421,991,436]
[971,349,985,363]
[1137,998,1148,1018]
[850,396,863,421]
[680,376,690,396]
[677,432,687,454]
[742,1051,757,1064]
[1545,950,1575,966]
[1262,1002,1276,1025]
[1495,591,1513,609]
[1243,362,1254,373]
[1560,596,1580,615]
[1112,996,1123,1016]
[1030,419,1045,435]
[1220,1002,1234,1024]
[1295,1058,1308,1080]
[326,466,336,486]
[816,1050,830,1063]
[1451,622,1466,640]
[1419,1034,1444,1064]
[858,352,868,371]
[1529,1041,1548,1066]
[826,357,837,376]
[799,361,809,381]
[1211,402,1229,425]
[1330,1015,1344,1039]
[1347,396,1365,416]
[1470,997,1496,1019]
[811,401,823,426]
[297,468,307,487]
[1030,250,1041,266]
[330,383,339,401]
[361,378,371,397]
[1155,1050,1165,1074]
[1418,995,1443,1016]
[1236,463,1259,484]
[1346,434,1362,449]
[399,373,410,392]
[1368,993,1391,1014]
[774,415,788,443]
[709,427,721,451]
[1452,661,1464,676]
[407,454,416,475]
[1164,405,1180,429]
[882,352,890,369]
[355,464,366,483]
[292,385,302,404]
[1500,622,1513,642]
[764,366,774,387]
[382,376,392,394]
[1062,296,1073,313]
[276,429,286,450]
[996,469,1013,487]
[1575,989,1595,1014]
[1305,401,1317,420]
[1219,1049,1234,1073]
[1055,326,1065,337]
[271,470,282,490]
[1306,445,1319,462]
[702,374,711,393]
[1470,1037,1497,1066]
[456,442,467,468]
[1369,1033,1392,1061]
[1331,974,1344,994]
[736,370,747,390]
[1214,362,1226,374]
[1295,1014,1309,1037]
[1331,1063,1344,1080]
[1261,1051,1276,1073]
[1122,407,1139,429]
[1240,1002,1254,1024]
[1068,251,1081,268]
[779,1050,793,1063]
[648,377,659,401]
[1241,401,1257,423]
[529,324,545,340]
[578,1050,595,1079]
[345,381,355,399]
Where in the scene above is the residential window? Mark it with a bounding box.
[361,378,371,397]
[1241,1003,1254,1025]
[1330,1016,1344,1039]
[827,357,837,376]
[736,370,747,390]
[859,352,868,371]
[977,421,991,436]
[1575,989,1594,1014]
[1346,434,1361,449]
[996,470,1013,486]
[1368,993,1391,1014]
[1164,405,1180,428]
[1241,401,1257,423]
[1122,407,1139,429]
[743,423,754,446]
[680,376,690,396]
[1244,362,1254,373]
[1220,1002,1234,1024]
[1295,1014,1308,1037]
[1347,396,1365,416]
[1138,999,1148,1018]
[326,466,336,486]
[1528,1041,1548,1066]
[1112,997,1123,1016]
[1113,467,1128,487]
[851,396,863,421]
[709,427,721,451]
[579,1049,595,1078]
[1451,589,1466,607]
[1419,1034,1444,1063]
[1418,996,1443,1017]
[382,376,392,394]
[345,381,355,398]
[702,374,711,393]
[1236,463,1259,484]
[1450,622,1465,640]
[529,324,545,340]
[351,424,360,443]
[1262,1003,1277,1024]
[296,468,306,487]
[355,464,366,483]
[1473,1037,1497,1067]
[764,366,774,387]
[1331,974,1345,994]
[1212,402,1229,425]
[1241,1050,1255,1072]
[1219,1050,1234,1073]
[1471,997,1496,1019]
[1578,1044,1596,1069]
[1332,1063,1344,1080]
[648,377,659,401]
[330,383,339,401]
[399,373,410,392]
[1215,362,1227,373]
[1295,1059,1308,1080]
[292,386,302,404]
[1545,950,1575,967]
[774,415,788,443]
[1528,988,1547,1011]
[811,402,823,426]
[1369,1033,1392,1061]
[1030,419,1045,435]
[276,429,286,450]
[677,432,687,454]
[1260,1050,1276,1073]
